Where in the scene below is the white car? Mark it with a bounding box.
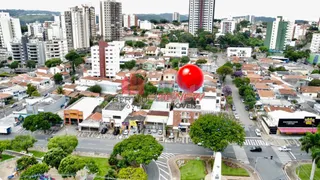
[278,146,291,152]
[123,130,128,135]
[255,129,261,137]
[234,113,240,120]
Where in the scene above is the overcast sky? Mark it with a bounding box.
[1,0,319,21]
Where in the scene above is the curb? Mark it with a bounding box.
[283,160,312,180]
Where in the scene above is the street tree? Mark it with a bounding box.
[233,71,243,77]
[299,128,320,180]
[309,79,320,86]
[189,113,245,152]
[105,168,117,179]
[43,148,68,169]
[65,51,82,74]
[45,58,62,68]
[222,86,232,97]
[88,85,102,94]
[259,46,269,53]
[23,112,63,133]
[56,86,64,95]
[144,82,157,96]
[10,61,19,69]
[58,155,85,178]
[180,56,190,64]
[48,135,78,154]
[111,134,163,166]
[217,66,233,82]
[12,135,37,153]
[233,77,250,88]
[26,84,38,96]
[118,167,148,180]
[26,60,36,69]
[0,140,11,159]
[53,73,63,84]
[196,59,207,65]
[20,163,49,180]
[85,160,99,174]
[170,58,180,68]
[17,156,38,171]
[31,91,41,97]
[226,96,233,108]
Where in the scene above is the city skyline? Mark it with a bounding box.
[1,0,319,21]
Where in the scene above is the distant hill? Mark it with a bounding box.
[0,9,60,25]
[254,16,275,22]
[136,13,188,22]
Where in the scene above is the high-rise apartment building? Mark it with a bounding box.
[27,21,44,38]
[293,24,308,40]
[220,19,236,34]
[90,40,124,78]
[10,35,29,62]
[264,16,294,51]
[123,14,138,28]
[100,0,122,41]
[27,39,46,65]
[0,12,22,51]
[172,12,180,22]
[45,39,68,61]
[311,33,320,53]
[188,0,215,35]
[61,5,96,51]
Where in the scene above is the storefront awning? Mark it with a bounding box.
[278,127,317,133]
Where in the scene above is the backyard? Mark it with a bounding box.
[297,164,320,180]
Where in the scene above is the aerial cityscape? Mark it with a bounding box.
[0,0,320,180]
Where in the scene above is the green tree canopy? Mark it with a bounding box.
[26,60,36,69]
[88,85,102,94]
[10,61,19,69]
[53,73,63,84]
[233,77,250,88]
[217,66,233,82]
[111,134,163,166]
[65,51,81,74]
[309,79,320,86]
[48,135,78,154]
[45,58,62,68]
[180,56,190,64]
[0,140,11,159]
[196,59,207,65]
[144,82,158,96]
[118,167,148,180]
[43,148,68,169]
[56,86,64,94]
[12,135,37,153]
[22,112,63,133]
[26,84,38,96]
[189,113,245,152]
[105,168,117,179]
[58,155,85,178]
[17,156,38,171]
[172,20,181,26]
[20,163,49,180]
[123,60,136,70]
[239,20,250,28]
[259,46,269,53]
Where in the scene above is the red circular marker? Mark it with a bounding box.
[176,64,204,92]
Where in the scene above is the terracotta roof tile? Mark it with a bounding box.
[257,90,275,98]
[300,86,320,93]
[86,112,102,121]
[147,111,169,116]
[264,106,295,113]
[279,89,297,96]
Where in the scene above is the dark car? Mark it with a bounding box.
[250,146,262,152]
[101,128,108,134]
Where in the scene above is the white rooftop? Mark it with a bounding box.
[150,101,170,111]
[67,97,104,120]
[265,110,320,127]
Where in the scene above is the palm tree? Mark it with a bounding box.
[56,86,64,95]
[300,128,320,180]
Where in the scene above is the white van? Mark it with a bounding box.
[255,129,261,137]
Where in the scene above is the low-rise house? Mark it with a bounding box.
[143,60,156,71]
[257,90,275,100]
[253,83,270,91]
[78,112,102,131]
[0,93,13,105]
[163,69,177,81]
[26,94,67,114]
[0,85,27,100]
[300,86,320,98]
[147,71,163,84]
[124,52,144,58]
[277,89,297,100]
[37,67,50,74]
[145,46,159,56]
[122,111,146,132]
[145,111,169,131]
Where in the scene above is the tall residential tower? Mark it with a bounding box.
[188,0,215,35]
[100,0,122,41]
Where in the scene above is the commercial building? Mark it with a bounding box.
[61,5,96,50]
[264,16,294,51]
[139,20,153,30]
[172,12,180,22]
[220,19,236,34]
[10,35,29,62]
[227,47,252,57]
[164,43,189,57]
[102,97,133,127]
[100,0,122,41]
[90,41,124,78]
[0,12,22,51]
[64,97,104,125]
[123,14,138,28]
[188,0,216,35]
[310,33,320,53]
[44,39,68,61]
[25,95,66,114]
[27,39,46,65]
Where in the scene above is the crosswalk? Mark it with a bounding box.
[243,139,269,146]
[13,127,58,135]
[271,146,292,164]
[155,153,175,180]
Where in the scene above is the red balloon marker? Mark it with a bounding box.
[176,64,204,92]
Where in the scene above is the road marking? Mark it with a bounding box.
[157,163,168,169]
[156,161,167,166]
[160,174,168,180]
[159,168,170,176]
[289,152,296,160]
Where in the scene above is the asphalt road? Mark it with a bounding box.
[0,101,24,119]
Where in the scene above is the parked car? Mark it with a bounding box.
[10,103,18,108]
[158,130,163,135]
[234,113,240,120]
[100,128,108,134]
[123,130,129,135]
[279,146,291,152]
[232,105,236,111]
[241,98,245,103]
[250,146,262,152]
[152,129,157,133]
[169,132,174,139]
[255,129,262,137]
[147,129,152,134]
[245,106,249,111]
[249,113,253,120]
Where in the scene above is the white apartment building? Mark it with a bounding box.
[123,14,138,28]
[172,12,180,22]
[220,20,236,34]
[27,21,44,38]
[27,39,46,65]
[46,22,64,41]
[0,12,22,51]
[188,0,215,35]
[311,33,320,53]
[89,41,124,78]
[227,47,252,57]
[100,0,122,41]
[164,43,189,57]
[45,40,68,61]
[293,24,308,40]
[10,35,28,62]
[139,20,153,30]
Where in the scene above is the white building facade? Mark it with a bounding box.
[123,14,138,28]
[220,20,236,34]
[311,33,320,53]
[27,39,46,65]
[172,12,180,22]
[27,21,44,38]
[188,0,215,35]
[0,12,22,51]
[164,43,189,57]
[44,40,68,61]
[139,20,153,30]
[227,47,252,57]
[293,24,308,40]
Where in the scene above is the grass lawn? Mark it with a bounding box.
[297,164,320,180]
[208,159,249,177]
[180,160,206,180]
[29,150,46,158]
[80,156,109,180]
[0,154,15,162]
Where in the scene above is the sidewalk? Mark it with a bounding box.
[284,160,312,180]
[168,155,261,180]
